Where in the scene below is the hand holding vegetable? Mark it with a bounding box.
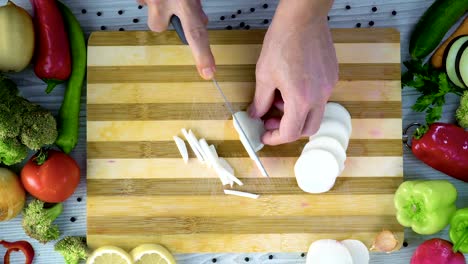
[31,0,71,93]
[249,0,338,145]
[449,208,468,253]
[21,149,80,203]
[22,199,63,243]
[411,238,466,264]
[0,168,25,221]
[394,180,457,235]
[0,240,35,264]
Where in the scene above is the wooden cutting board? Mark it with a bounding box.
[86,28,404,253]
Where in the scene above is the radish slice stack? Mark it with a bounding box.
[295,102,352,194]
[306,239,369,264]
[176,128,257,199]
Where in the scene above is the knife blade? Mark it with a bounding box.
[170,15,269,177]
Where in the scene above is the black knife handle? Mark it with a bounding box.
[170,15,188,45]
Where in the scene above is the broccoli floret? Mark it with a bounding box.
[456,91,468,129]
[21,108,58,150]
[22,200,63,244]
[55,236,89,264]
[0,137,28,165]
[0,75,58,165]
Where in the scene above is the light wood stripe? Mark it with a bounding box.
[88,43,400,66]
[87,119,401,142]
[87,215,401,235]
[87,157,403,179]
[87,81,402,104]
[87,64,401,83]
[87,177,402,196]
[87,139,402,159]
[88,194,396,217]
[88,28,400,46]
[87,232,404,252]
[87,101,402,121]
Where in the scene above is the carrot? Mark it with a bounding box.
[431,17,468,69]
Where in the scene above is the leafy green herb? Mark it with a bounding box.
[402,59,464,125]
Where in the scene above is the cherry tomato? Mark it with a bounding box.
[21,150,80,203]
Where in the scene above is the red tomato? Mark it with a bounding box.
[21,150,80,203]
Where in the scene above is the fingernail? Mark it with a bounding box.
[201,67,215,80]
[247,104,256,117]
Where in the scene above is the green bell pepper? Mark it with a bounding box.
[394,180,457,235]
[450,208,468,253]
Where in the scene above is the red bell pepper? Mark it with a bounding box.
[0,240,35,264]
[410,123,468,182]
[31,0,71,93]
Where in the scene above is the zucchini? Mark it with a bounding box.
[446,35,468,88]
[457,41,468,87]
[409,0,468,59]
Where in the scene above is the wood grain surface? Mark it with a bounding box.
[86,28,404,254]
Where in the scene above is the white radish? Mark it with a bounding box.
[232,111,265,152]
[209,145,218,158]
[341,239,370,264]
[187,130,209,165]
[181,128,204,163]
[224,189,259,199]
[309,118,350,150]
[324,102,352,137]
[294,149,339,193]
[302,136,346,173]
[306,239,353,264]
[213,164,231,186]
[218,158,234,175]
[199,138,217,168]
[173,136,189,163]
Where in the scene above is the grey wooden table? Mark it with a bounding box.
[0,0,467,263]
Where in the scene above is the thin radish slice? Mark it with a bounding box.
[324,102,352,137]
[218,158,234,175]
[306,239,353,264]
[309,118,350,150]
[232,111,265,152]
[213,164,230,185]
[199,138,217,168]
[341,239,370,264]
[209,145,219,158]
[181,128,204,163]
[187,130,209,165]
[173,136,189,163]
[295,149,339,193]
[303,136,346,173]
[224,189,259,199]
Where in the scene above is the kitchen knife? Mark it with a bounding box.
[170,15,269,177]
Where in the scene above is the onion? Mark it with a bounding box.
[0,1,35,72]
[0,167,26,221]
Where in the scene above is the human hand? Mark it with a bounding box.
[249,2,338,145]
[137,0,216,79]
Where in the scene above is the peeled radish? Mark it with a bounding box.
[199,138,217,168]
[232,111,265,152]
[302,136,346,173]
[341,239,370,264]
[181,129,204,163]
[295,149,340,193]
[209,145,219,158]
[306,239,353,264]
[224,189,259,199]
[310,118,350,150]
[173,136,189,163]
[324,102,352,137]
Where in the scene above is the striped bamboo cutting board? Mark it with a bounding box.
[86,28,404,253]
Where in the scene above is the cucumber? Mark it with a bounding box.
[409,0,468,59]
[457,41,468,87]
[446,35,468,88]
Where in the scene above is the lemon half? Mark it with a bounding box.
[86,245,133,264]
[130,244,176,264]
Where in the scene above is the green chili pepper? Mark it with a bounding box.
[394,180,457,235]
[450,208,468,253]
[55,1,86,154]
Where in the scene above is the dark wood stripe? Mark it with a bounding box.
[87,177,402,196]
[87,101,401,121]
[88,215,401,235]
[87,139,402,159]
[88,28,400,46]
[87,64,400,83]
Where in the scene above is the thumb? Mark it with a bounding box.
[248,79,275,118]
[179,4,215,80]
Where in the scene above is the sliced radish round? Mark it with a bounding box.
[341,239,370,264]
[446,36,468,88]
[324,102,352,137]
[295,149,339,194]
[306,239,353,264]
[309,118,350,150]
[303,136,346,173]
[173,136,189,163]
[232,111,265,152]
